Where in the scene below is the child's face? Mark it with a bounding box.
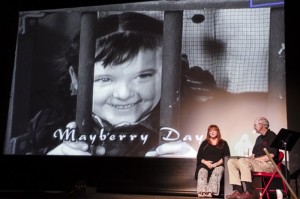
[93,48,162,125]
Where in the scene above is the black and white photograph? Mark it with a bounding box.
[4,6,286,158]
[2,0,299,198]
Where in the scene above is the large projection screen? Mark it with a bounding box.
[4,1,286,160]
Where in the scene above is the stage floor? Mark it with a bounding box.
[0,187,223,199]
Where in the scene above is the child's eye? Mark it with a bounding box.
[94,77,112,83]
[138,72,154,79]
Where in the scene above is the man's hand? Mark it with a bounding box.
[145,140,197,158]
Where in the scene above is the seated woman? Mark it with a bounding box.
[195,124,230,197]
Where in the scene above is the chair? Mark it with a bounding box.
[252,151,288,199]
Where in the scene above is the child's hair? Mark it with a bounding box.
[66,12,163,74]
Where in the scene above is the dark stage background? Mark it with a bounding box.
[1,0,299,197]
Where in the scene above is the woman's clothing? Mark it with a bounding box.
[195,139,230,196]
[197,166,224,195]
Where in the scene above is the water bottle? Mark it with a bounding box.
[276,189,283,199]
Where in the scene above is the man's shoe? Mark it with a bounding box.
[236,191,255,199]
[226,190,242,199]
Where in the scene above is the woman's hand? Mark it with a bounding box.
[204,160,214,169]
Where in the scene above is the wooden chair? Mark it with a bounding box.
[252,151,288,199]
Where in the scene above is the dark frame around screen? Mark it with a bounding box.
[1,0,288,196]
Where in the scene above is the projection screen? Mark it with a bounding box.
[4,1,286,158]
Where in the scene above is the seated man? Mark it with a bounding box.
[226,117,279,199]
